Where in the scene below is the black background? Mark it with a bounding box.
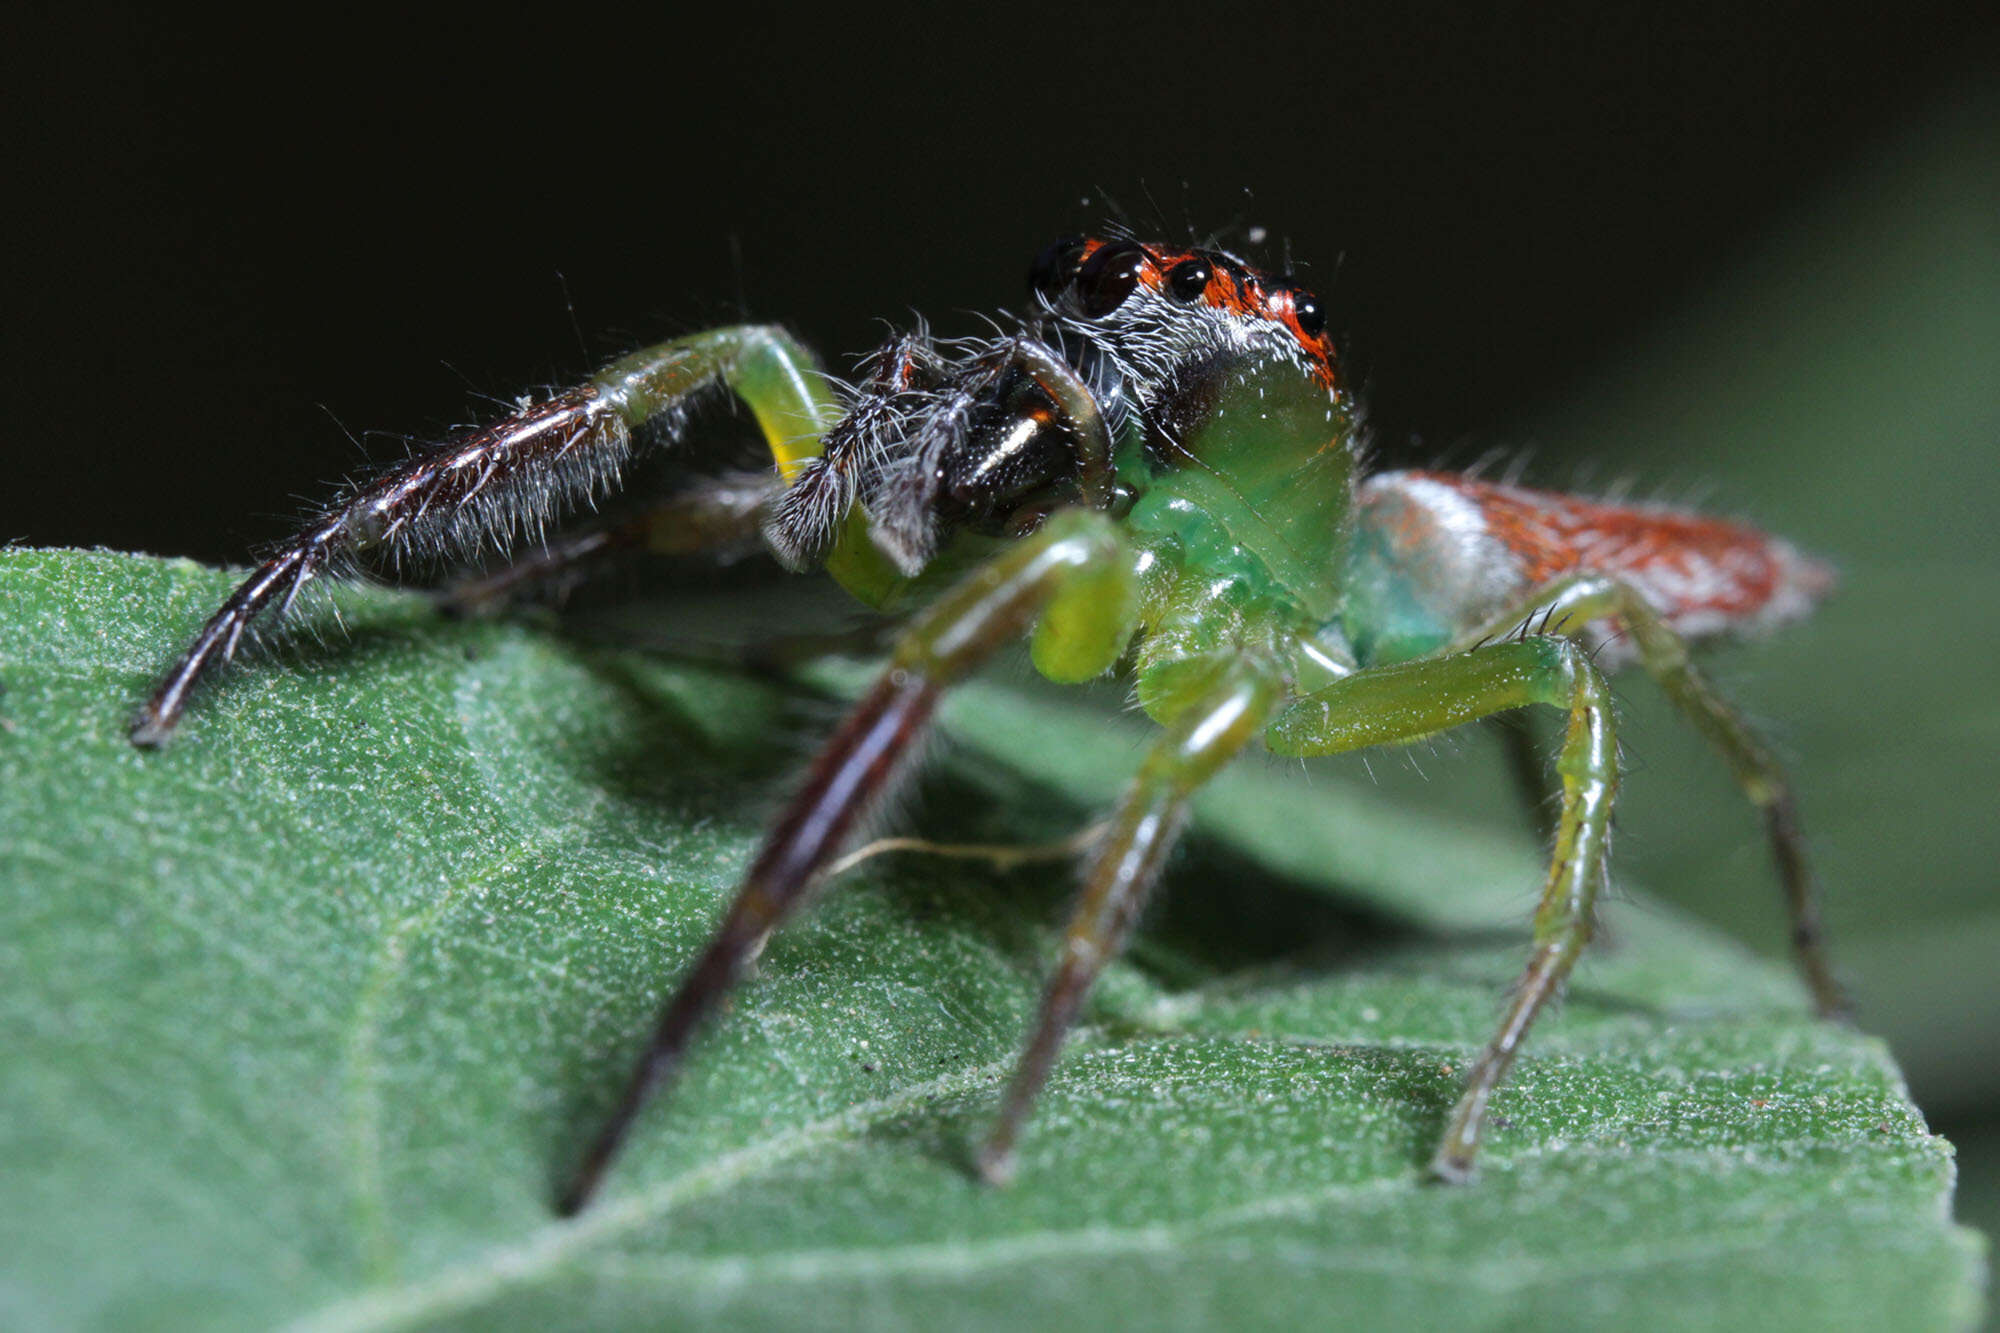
[6,4,1993,559]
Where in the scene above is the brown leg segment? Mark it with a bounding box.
[556,510,1137,1215]
[976,661,1281,1184]
[556,669,936,1215]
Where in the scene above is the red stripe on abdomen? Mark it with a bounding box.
[1399,471,1834,638]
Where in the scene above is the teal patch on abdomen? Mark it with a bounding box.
[1342,526,1458,667]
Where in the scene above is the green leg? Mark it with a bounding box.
[593,325,835,478]
[1466,576,1847,1018]
[977,659,1283,1184]
[558,509,1140,1214]
[1268,636,1618,1180]
[135,324,864,742]
[596,325,905,603]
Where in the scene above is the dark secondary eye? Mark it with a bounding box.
[1166,258,1212,301]
[1028,236,1087,301]
[1074,240,1148,317]
[1291,289,1326,338]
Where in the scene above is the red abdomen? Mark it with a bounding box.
[1348,471,1835,660]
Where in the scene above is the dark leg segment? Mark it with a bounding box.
[438,474,777,614]
[556,510,1137,1215]
[134,326,834,744]
[556,668,935,1216]
[976,661,1281,1184]
[1268,636,1618,1180]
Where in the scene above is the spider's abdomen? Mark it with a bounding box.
[1342,470,1836,666]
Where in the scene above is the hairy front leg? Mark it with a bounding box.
[132,326,834,744]
[1268,636,1618,1180]
[556,509,1140,1215]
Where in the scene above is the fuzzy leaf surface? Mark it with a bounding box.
[0,549,1982,1332]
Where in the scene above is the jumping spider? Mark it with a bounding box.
[133,233,1846,1215]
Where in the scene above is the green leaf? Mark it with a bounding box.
[0,548,1983,1331]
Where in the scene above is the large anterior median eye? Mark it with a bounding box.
[1074,240,1148,317]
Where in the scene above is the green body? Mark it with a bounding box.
[129,283,1849,1213]
[579,319,1841,1189]
[1114,367,1361,717]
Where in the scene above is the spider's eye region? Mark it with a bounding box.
[1075,240,1149,318]
[1165,258,1212,302]
[1028,235,1087,301]
[1291,289,1326,338]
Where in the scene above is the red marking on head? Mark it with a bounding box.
[1416,471,1835,631]
[1073,237,1338,389]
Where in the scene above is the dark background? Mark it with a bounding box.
[8,0,1998,1292]
[5,5,1990,557]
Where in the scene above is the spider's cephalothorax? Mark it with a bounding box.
[770,237,1352,600]
[133,234,1845,1217]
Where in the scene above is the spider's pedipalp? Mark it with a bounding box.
[764,329,943,571]
[861,362,992,574]
[767,325,1120,579]
[760,456,855,571]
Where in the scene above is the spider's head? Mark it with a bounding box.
[1027,235,1338,395]
[766,237,1346,582]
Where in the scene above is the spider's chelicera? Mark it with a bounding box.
[133,232,1846,1215]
